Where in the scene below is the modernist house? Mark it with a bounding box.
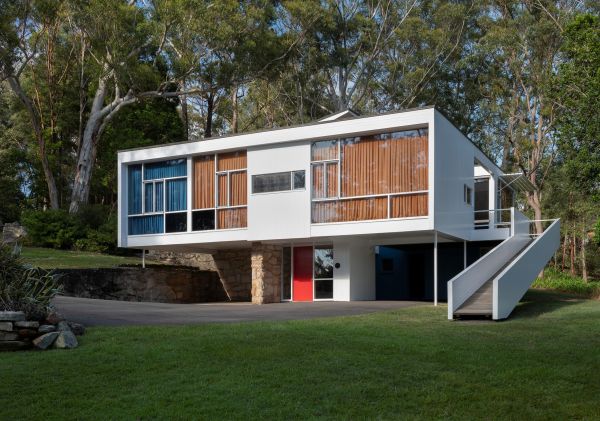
[117,106,560,320]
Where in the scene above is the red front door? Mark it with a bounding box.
[293,246,313,302]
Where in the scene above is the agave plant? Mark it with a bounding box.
[0,244,63,320]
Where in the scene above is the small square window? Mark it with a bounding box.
[293,170,305,190]
[464,185,472,205]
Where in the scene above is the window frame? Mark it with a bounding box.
[251,170,306,194]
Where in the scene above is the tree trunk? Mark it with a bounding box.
[205,92,214,138]
[231,85,238,134]
[561,234,567,272]
[581,231,588,282]
[7,76,60,209]
[526,190,543,235]
[179,80,189,141]
[570,235,576,276]
[69,73,108,214]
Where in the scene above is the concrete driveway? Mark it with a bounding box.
[52,295,422,326]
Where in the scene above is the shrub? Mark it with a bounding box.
[533,268,600,299]
[0,244,62,320]
[21,209,81,249]
[21,205,118,252]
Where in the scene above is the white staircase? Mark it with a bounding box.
[448,209,560,320]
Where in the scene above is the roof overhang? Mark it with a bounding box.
[499,173,535,192]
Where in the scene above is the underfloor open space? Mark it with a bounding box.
[2,290,599,420]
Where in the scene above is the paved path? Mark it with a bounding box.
[52,296,421,326]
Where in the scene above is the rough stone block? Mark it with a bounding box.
[57,321,72,332]
[33,332,59,350]
[0,322,12,331]
[18,329,38,339]
[67,322,85,336]
[0,311,25,322]
[53,331,78,349]
[0,341,30,352]
[14,321,39,329]
[0,332,19,341]
[38,324,56,334]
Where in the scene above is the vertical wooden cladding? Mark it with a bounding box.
[193,150,248,229]
[312,197,387,223]
[229,172,247,206]
[217,208,247,229]
[390,193,428,218]
[217,151,246,171]
[341,134,428,196]
[311,140,338,161]
[326,163,338,197]
[193,155,214,209]
[217,174,228,207]
[312,162,338,199]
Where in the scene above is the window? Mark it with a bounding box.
[251,171,305,194]
[192,210,215,231]
[464,184,472,205]
[127,160,187,235]
[314,246,334,300]
[192,151,247,230]
[293,170,305,190]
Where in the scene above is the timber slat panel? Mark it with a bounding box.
[390,193,428,218]
[340,135,428,197]
[193,155,214,209]
[217,174,228,207]
[229,172,247,206]
[217,151,247,171]
[217,207,247,229]
[312,197,387,223]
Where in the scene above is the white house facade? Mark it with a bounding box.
[117,106,560,319]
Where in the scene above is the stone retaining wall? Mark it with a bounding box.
[58,267,228,303]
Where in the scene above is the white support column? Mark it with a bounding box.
[187,157,193,232]
[463,240,467,269]
[142,249,146,269]
[434,231,438,306]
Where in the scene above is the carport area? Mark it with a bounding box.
[52,295,421,326]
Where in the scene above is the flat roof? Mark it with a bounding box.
[117,104,502,173]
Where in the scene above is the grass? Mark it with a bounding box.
[533,268,600,299]
[1,290,599,420]
[19,247,158,269]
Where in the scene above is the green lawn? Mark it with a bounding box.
[1,290,599,420]
[20,247,158,269]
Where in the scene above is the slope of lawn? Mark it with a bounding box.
[20,247,158,269]
[2,290,599,420]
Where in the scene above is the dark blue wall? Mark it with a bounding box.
[375,241,500,301]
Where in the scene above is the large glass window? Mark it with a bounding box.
[127,160,187,235]
[310,128,429,223]
[314,246,334,299]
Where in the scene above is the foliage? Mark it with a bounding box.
[533,268,600,299]
[21,205,118,252]
[0,244,62,319]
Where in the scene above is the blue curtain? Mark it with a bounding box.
[144,159,187,180]
[128,215,163,235]
[144,183,153,212]
[166,179,187,211]
[128,165,142,215]
[155,182,164,212]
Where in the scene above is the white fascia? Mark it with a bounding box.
[117,108,436,164]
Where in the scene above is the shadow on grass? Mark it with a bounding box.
[508,289,586,320]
